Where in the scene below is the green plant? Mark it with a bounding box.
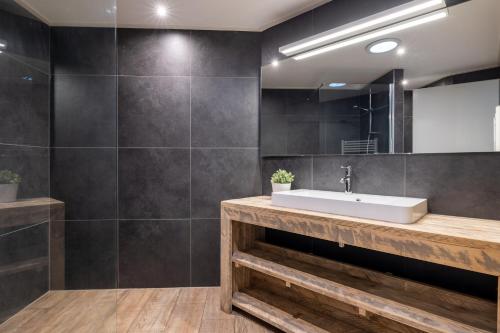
[271,169,295,184]
[0,170,21,184]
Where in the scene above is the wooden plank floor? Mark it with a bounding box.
[0,287,280,333]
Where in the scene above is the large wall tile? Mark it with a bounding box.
[261,157,312,195]
[0,223,48,323]
[0,10,50,74]
[0,58,49,147]
[191,31,260,77]
[51,27,116,75]
[0,145,49,199]
[65,220,117,289]
[191,149,260,218]
[117,29,191,76]
[118,149,190,219]
[406,153,500,219]
[53,76,117,147]
[118,76,190,147]
[119,220,189,288]
[312,154,405,196]
[51,148,117,220]
[191,219,220,286]
[191,77,259,147]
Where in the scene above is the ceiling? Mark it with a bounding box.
[14,0,329,31]
[262,0,500,89]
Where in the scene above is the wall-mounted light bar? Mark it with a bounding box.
[293,9,447,60]
[279,0,446,57]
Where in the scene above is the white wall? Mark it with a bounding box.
[413,79,500,153]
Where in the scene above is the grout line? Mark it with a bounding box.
[0,143,47,149]
[114,23,120,291]
[311,156,314,190]
[189,30,193,287]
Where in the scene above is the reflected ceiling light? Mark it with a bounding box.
[329,83,347,88]
[397,47,406,55]
[367,39,400,54]
[271,59,279,67]
[0,41,6,49]
[293,10,447,60]
[280,0,445,56]
[402,79,409,85]
[156,4,168,18]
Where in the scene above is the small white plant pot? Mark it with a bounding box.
[0,183,18,203]
[271,182,291,193]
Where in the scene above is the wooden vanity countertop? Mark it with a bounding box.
[222,196,500,275]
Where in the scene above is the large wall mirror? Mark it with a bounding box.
[261,0,500,156]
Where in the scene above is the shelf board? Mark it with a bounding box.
[233,246,496,333]
[233,291,357,333]
[0,257,49,276]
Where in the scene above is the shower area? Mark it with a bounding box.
[0,0,120,326]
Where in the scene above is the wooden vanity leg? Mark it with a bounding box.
[220,209,232,313]
[497,276,500,333]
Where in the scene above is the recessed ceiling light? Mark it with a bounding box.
[271,60,279,67]
[397,47,406,55]
[329,83,347,88]
[402,80,409,86]
[294,10,447,60]
[0,41,6,49]
[367,39,400,54]
[156,4,168,18]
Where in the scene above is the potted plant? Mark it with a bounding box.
[271,169,295,192]
[0,170,21,203]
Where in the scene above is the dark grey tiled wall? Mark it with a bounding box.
[50,26,118,290]
[51,27,261,289]
[0,8,50,323]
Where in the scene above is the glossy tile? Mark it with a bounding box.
[53,75,117,147]
[191,149,260,218]
[118,76,190,147]
[191,219,220,286]
[0,10,50,74]
[0,57,49,147]
[119,220,190,288]
[191,30,260,77]
[118,148,190,219]
[51,148,117,220]
[117,29,191,76]
[51,27,116,75]
[191,77,259,148]
[65,220,117,289]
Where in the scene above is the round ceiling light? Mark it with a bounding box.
[366,39,400,54]
[156,4,168,18]
[329,82,347,88]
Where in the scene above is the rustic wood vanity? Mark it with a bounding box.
[221,196,500,333]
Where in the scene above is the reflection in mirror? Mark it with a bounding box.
[261,0,500,155]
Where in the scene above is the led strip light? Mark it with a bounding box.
[280,0,446,57]
[293,9,448,60]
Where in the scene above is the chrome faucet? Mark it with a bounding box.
[340,165,352,194]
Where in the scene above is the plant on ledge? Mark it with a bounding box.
[0,170,21,184]
[0,170,21,203]
[270,169,295,193]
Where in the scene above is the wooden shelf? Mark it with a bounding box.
[232,242,496,333]
[233,291,333,333]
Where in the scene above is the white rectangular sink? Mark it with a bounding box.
[271,189,427,224]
